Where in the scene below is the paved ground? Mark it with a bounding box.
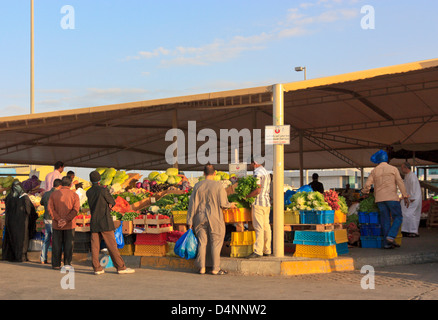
[2,227,437,303]
[1,259,437,301]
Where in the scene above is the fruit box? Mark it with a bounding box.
[146,216,171,225]
[130,198,152,211]
[114,220,134,235]
[145,225,173,234]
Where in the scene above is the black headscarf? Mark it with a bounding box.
[10,180,25,198]
[2,180,38,262]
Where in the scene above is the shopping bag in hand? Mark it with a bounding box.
[174,229,198,260]
[114,223,125,249]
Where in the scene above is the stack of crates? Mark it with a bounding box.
[230,231,256,258]
[334,229,349,255]
[133,233,168,257]
[118,234,136,256]
[358,211,384,248]
[293,210,338,259]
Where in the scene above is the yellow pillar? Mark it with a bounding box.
[273,84,284,258]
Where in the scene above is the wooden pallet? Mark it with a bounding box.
[284,223,344,232]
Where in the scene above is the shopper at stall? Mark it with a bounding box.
[39,178,62,264]
[341,184,355,206]
[47,176,80,270]
[400,162,422,238]
[67,170,83,190]
[86,170,135,275]
[44,161,64,191]
[2,181,38,262]
[309,173,325,194]
[187,164,236,275]
[246,155,272,259]
[361,150,410,249]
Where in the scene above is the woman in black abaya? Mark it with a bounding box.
[2,181,38,262]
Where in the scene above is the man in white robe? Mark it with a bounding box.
[401,162,422,237]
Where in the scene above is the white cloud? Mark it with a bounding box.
[127,0,361,67]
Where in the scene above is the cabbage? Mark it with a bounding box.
[166,168,179,177]
[174,176,182,184]
[167,176,177,185]
[148,172,160,180]
[156,173,168,183]
[101,176,113,186]
[96,168,107,175]
[102,168,117,179]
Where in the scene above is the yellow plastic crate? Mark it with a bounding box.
[294,244,338,259]
[134,243,168,257]
[172,211,188,224]
[223,208,252,223]
[334,210,346,224]
[118,244,134,256]
[166,242,178,257]
[231,231,256,246]
[230,244,254,258]
[284,210,300,224]
[334,229,348,244]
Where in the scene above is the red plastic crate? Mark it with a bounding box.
[135,233,168,245]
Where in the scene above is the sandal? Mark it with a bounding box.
[211,269,228,275]
[407,233,419,238]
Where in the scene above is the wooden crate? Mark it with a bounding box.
[427,203,438,228]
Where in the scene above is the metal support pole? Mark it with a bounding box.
[360,167,365,189]
[30,0,35,114]
[299,131,304,186]
[273,84,284,258]
[172,109,178,169]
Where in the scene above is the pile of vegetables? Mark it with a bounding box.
[227,176,259,209]
[359,194,379,212]
[338,196,349,215]
[96,168,130,186]
[198,171,231,182]
[121,211,140,221]
[22,176,44,194]
[147,168,188,186]
[0,176,15,189]
[287,191,332,211]
[323,190,340,211]
[112,191,151,205]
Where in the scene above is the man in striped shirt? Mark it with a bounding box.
[246,156,271,259]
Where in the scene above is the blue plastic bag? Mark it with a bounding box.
[370,150,388,164]
[284,190,296,206]
[174,229,198,260]
[114,223,124,249]
[298,185,313,193]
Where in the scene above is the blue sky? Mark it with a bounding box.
[1,0,437,117]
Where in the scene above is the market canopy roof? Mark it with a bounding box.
[0,58,437,172]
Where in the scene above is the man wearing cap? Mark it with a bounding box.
[362,150,410,249]
[246,156,271,259]
[86,171,135,275]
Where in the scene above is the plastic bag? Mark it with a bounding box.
[114,223,124,249]
[298,185,313,193]
[370,150,388,164]
[174,229,198,260]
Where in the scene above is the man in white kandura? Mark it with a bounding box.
[400,162,422,238]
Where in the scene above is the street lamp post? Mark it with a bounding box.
[30,0,35,114]
[295,66,307,80]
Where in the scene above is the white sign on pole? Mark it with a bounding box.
[265,125,291,145]
[229,163,247,178]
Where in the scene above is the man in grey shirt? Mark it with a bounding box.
[187,165,236,275]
